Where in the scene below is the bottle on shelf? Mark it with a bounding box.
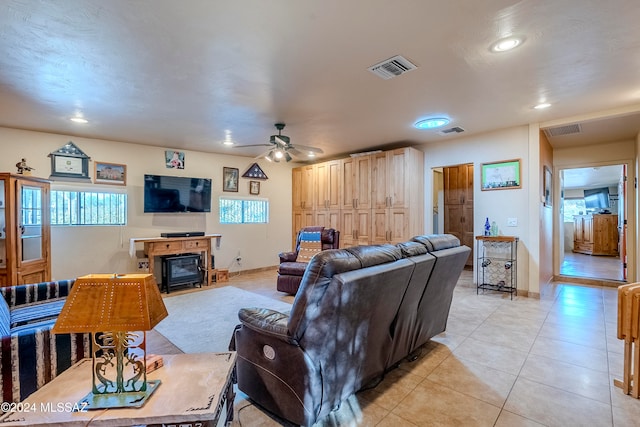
[484,217,491,236]
[491,221,498,236]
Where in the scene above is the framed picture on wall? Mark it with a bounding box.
[543,166,552,206]
[223,167,239,192]
[95,162,126,185]
[249,180,260,195]
[481,159,522,190]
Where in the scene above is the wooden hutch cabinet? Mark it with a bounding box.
[0,174,51,286]
[573,214,618,256]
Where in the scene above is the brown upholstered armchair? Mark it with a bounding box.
[277,226,340,294]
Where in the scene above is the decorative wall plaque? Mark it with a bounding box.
[49,141,91,180]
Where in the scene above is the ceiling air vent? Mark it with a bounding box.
[368,55,418,80]
[438,126,465,135]
[544,123,582,138]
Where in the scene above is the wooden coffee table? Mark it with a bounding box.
[0,352,236,427]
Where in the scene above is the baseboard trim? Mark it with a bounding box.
[553,274,625,288]
[228,265,278,277]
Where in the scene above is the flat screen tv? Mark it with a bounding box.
[144,174,212,213]
[583,187,610,210]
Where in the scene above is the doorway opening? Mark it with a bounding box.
[558,163,626,283]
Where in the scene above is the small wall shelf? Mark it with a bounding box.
[476,235,518,299]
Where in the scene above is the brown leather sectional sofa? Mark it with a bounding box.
[233,234,470,426]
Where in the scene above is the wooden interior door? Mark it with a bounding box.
[443,163,474,266]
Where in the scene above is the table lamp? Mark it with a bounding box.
[53,273,168,409]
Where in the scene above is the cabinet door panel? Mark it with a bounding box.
[327,160,341,210]
[301,165,315,210]
[353,156,371,209]
[355,210,371,244]
[388,149,409,209]
[388,208,408,244]
[315,162,329,209]
[340,158,355,209]
[340,210,355,247]
[315,210,340,232]
[372,152,388,209]
[371,209,388,244]
[292,167,303,210]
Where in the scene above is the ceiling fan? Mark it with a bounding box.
[235,123,323,162]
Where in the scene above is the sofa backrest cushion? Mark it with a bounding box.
[411,244,470,348]
[412,234,461,252]
[288,244,402,340]
[298,257,415,399]
[387,252,436,366]
[396,241,428,257]
[0,279,75,307]
[0,298,10,336]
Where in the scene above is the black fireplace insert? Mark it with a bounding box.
[161,253,203,293]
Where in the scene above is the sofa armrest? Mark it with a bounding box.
[238,308,296,344]
[1,321,91,403]
[0,279,75,309]
[279,251,298,263]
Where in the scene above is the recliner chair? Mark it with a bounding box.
[277,226,340,294]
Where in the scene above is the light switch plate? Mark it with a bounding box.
[507,217,517,227]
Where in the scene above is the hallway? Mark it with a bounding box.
[560,251,624,283]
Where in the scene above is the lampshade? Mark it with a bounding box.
[53,273,168,334]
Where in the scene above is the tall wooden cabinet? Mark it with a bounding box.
[292,147,424,249]
[443,163,474,266]
[0,174,51,286]
[573,214,618,256]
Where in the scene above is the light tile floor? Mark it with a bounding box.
[150,269,640,426]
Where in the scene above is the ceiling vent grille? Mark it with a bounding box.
[368,55,418,80]
[544,123,582,138]
[438,126,465,135]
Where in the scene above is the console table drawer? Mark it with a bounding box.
[184,239,208,250]
[145,241,183,255]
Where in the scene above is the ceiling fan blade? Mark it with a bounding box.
[287,148,304,156]
[234,144,272,148]
[292,144,324,154]
[254,149,273,159]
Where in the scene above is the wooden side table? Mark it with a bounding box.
[0,352,236,426]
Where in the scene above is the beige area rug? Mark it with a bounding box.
[153,285,292,353]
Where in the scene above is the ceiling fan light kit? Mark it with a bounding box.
[234,123,323,163]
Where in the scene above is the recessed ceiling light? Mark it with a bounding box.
[490,36,524,53]
[533,102,552,110]
[70,117,88,124]
[414,117,450,130]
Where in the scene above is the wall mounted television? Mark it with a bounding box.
[144,174,212,213]
[583,187,610,210]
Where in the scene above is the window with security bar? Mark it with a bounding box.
[51,190,127,226]
[219,197,269,224]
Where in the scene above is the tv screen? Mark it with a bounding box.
[583,187,610,209]
[144,175,212,213]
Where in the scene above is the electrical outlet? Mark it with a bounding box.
[507,217,517,227]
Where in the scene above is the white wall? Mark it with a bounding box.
[421,125,532,294]
[0,127,294,281]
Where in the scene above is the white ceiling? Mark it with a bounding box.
[562,165,623,190]
[0,0,639,161]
